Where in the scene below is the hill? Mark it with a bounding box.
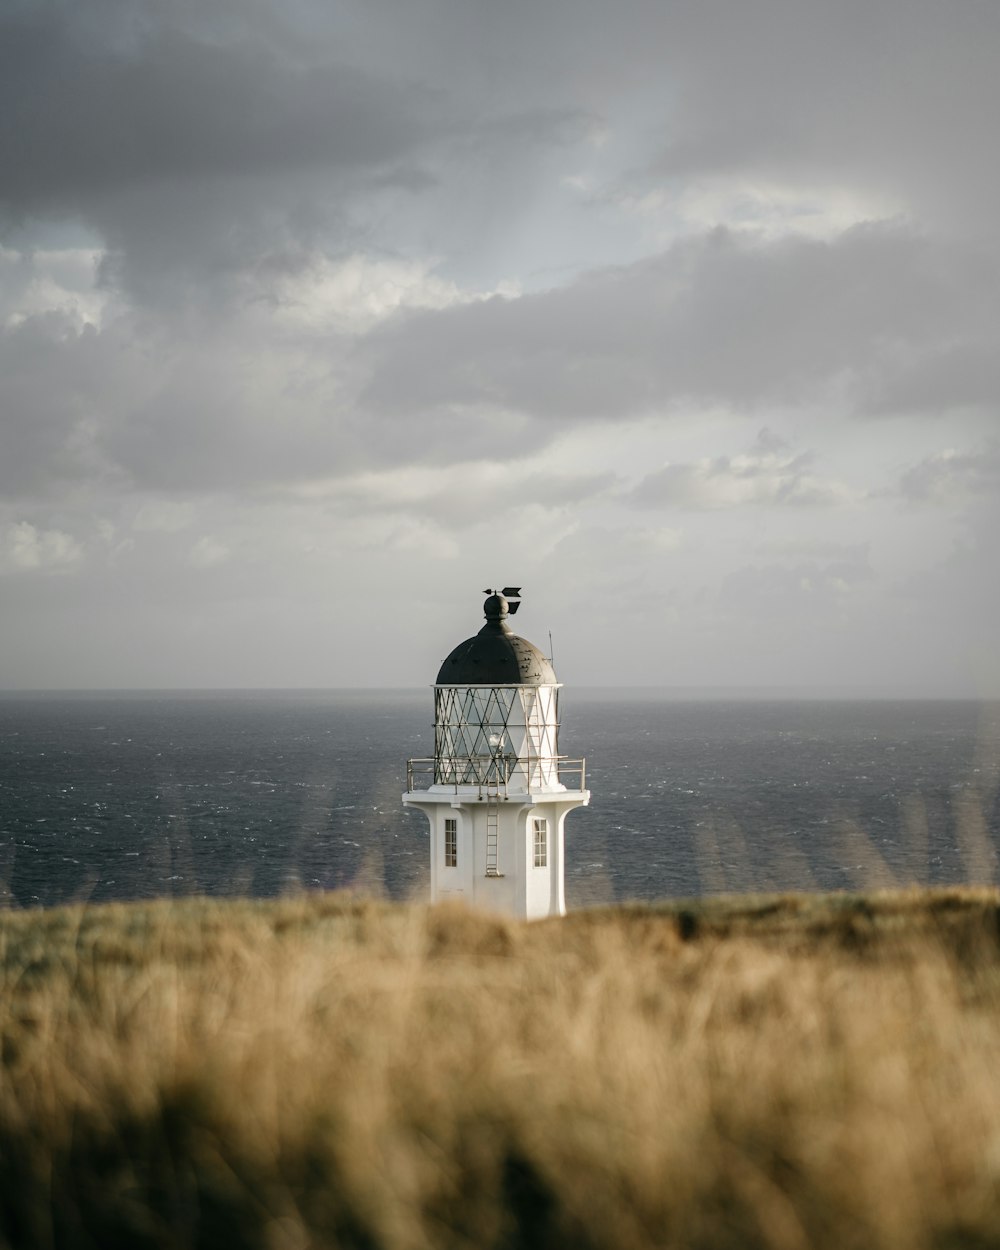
[3,888,1000,1249]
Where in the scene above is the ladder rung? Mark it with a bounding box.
[485,791,501,877]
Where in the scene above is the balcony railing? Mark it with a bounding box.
[405,756,586,795]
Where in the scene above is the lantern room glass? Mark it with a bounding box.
[433,685,561,789]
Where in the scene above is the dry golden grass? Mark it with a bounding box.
[3,889,1000,1249]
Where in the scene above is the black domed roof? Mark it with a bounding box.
[436,595,557,686]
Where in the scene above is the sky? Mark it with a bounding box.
[1,0,998,693]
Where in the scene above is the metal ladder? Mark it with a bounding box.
[484,786,503,877]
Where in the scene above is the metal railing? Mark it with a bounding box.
[405,756,586,794]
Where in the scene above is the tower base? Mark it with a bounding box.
[402,785,590,920]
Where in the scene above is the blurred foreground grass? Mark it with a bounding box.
[4,889,1000,1249]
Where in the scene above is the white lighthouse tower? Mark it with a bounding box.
[403,589,589,919]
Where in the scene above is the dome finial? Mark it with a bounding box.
[483,592,509,621]
[483,587,522,620]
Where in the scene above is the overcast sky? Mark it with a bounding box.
[1,0,997,693]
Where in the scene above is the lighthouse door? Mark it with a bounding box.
[484,787,504,877]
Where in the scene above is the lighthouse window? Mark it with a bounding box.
[533,819,548,868]
[445,818,458,868]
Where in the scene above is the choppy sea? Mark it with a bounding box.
[1,690,998,910]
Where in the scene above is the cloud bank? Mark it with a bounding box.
[1,0,997,692]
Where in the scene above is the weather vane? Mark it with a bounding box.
[482,586,522,613]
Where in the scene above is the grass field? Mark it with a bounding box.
[3,888,1000,1249]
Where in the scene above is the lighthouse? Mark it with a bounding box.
[403,589,589,919]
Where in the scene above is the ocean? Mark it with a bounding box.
[1,690,998,910]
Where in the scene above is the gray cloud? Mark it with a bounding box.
[2,0,998,690]
[899,445,1000,504]
[363,225,1000,425]
[631,453,846,511]
[651,1,1000,232]
[0,24,422,209]
[3,220,994,504]
[715,558,875,629]
[0,311,127,496]
[310,468,619,526]
[0,0,594,311]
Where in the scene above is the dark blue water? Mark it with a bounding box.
[1,690,997,910]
